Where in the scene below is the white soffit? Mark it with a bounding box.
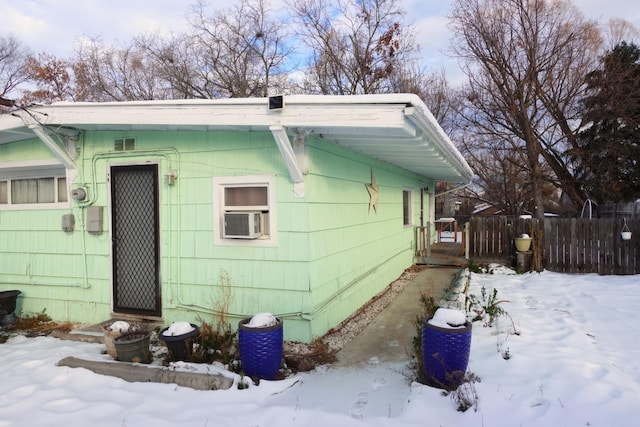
[0,94,473,182]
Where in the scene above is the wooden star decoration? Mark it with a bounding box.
[365,169,379,213]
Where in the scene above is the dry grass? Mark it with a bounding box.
[1,310,74,338]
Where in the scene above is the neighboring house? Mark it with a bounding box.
[472,203,504,216]
[0,94,473,343]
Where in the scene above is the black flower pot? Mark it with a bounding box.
[0,290,21,325]
[159,324,199,362]
[422,318,472,389]
[238,317,283,380]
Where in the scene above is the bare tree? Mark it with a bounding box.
[184,0,293,98]
[389,66,461,133]
[288,0,418,95]
[0,34,30,100]
[72,37,175,101]
[604,18,639,49]
[449,0,602,217]
[21,53,75,104]
[135,32,216,99]
[459,130,563,215]
[466,145,532,216]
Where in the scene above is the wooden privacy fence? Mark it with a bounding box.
[468,216,639,275]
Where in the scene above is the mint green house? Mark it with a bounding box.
[0,94,472,343]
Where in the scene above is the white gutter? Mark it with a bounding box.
[403,100,474,183]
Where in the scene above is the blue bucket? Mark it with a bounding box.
[238,317,283,380]
[422,319,472,389]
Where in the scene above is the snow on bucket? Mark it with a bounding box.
[238,314,283,380]
[422,308,472,389]
[159,322,199,362]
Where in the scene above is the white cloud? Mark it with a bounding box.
[1,0,191,56]
[1,0,638,84]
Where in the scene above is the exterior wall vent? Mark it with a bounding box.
[114,138,135,151]
[223,211,263,239]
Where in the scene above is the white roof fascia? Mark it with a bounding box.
[30,100,409,132]
[0,94,473,182]
[402,102,474,183]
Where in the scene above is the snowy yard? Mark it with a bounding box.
[1,268,639,426]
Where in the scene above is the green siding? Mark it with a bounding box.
[300,137,430,340]
[0,138,53,160]
[0,129,433,343]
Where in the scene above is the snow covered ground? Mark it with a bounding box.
[1,268,639,427]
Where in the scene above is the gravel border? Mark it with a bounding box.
[284,265,427,356]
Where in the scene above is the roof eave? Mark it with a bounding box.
[0,95,473,182]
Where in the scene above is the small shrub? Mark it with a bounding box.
[191,317,237,366]
[418,292,439,319]
[442,371,481,412]
[467,259,484,274]
[484,287,506,325]
[467,286,508,327]
[411,291,440,384]
[187,268,239,367]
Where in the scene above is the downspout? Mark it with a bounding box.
[420,186,428,257]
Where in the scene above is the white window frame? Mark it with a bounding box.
[0,160,71,210]
[403,188,414,227]
[212,174,277,247]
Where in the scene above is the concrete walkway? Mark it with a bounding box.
[333,266,460,367]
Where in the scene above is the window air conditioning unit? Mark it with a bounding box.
[223,211,263,239]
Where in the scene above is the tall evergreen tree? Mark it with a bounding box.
[575,42,640,203]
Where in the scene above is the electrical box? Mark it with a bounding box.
[71,188,87,201]
[61,214,75,232]
[87,206,103,235]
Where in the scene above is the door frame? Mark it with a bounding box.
[108,161,162,317]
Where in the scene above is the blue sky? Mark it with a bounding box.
[1,0,638,84]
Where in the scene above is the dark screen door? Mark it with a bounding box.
[110,164,161,316]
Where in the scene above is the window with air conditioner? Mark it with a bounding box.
[223,211,263,239]
[213,175,276,246]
